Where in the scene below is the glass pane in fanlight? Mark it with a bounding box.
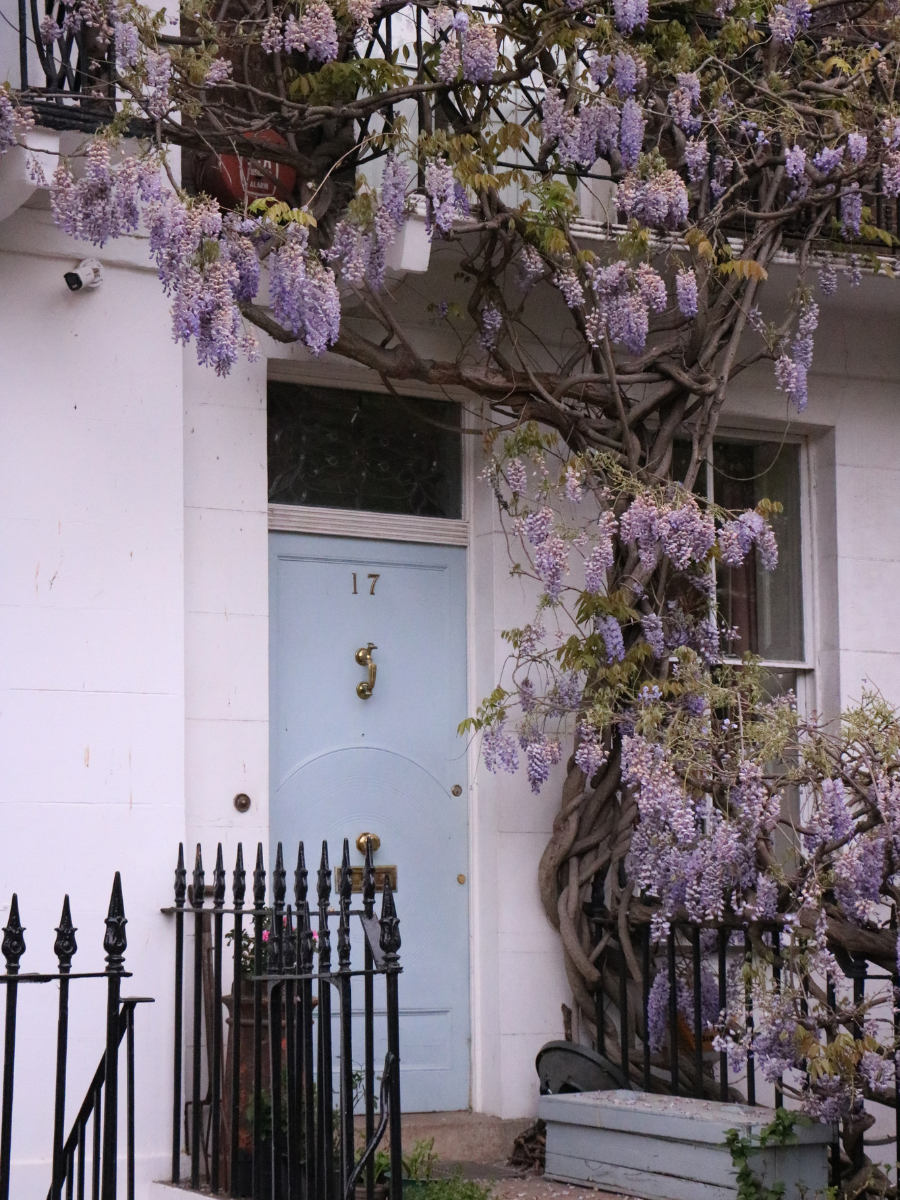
[267,381,463,519]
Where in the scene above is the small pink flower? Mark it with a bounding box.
[262,930,270,942]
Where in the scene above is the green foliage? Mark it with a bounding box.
[403,1137,439,1181]
[724,1110,802,1200]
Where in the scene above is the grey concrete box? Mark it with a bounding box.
[539,1090,835,1200]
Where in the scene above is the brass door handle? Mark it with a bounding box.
[356,832,381,854]
[355,643,377,699]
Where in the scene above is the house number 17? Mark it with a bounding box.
[352,573,380,595]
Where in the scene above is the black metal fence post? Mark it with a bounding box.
[100,872,127,1200]
[363,841,376,1200]
[316,844,334,1200]
[191,846,205,1191]
[270,844,286,1200]
[252,845,267,1200]
[172,845,187,1183]
[231,844,246,1200]
[52,897,77,1200]
[212,845,226,1194]
[296,850,315,1200]
[337,842,354,1199]
[0,895,24,1200]
[380,881,402,1200]
[666,927,678,1096]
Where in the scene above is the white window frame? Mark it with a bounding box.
[699,425,815,716]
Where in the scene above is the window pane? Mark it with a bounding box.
[713,441,803,661]
[267,382,463,519]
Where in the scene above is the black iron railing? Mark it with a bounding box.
[167,839,403,1200]
[0,874,151,1200]
[589,910,900,1188]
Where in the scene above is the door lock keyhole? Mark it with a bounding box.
[355,644,377,699]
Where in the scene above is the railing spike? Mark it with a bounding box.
[363,837,376,918]
[54,896,77,972]
[174,844,187,909]
[103,873,127,970]
[191,845,205,910]
[317,841,331,908]
[233,843,246,909]
[213,844,226,909]
[253,843,266,909]
[274,842,286,907]
[379,878,401,961]
[340,839,353,908]
[1,896,25,969]
[294,842,308,909]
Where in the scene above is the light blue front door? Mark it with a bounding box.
[269,532,470,1112]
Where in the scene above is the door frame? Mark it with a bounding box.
[266,358,480,1108]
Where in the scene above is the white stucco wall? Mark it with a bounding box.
[4,168,900,1182]
[0,196,185,1192]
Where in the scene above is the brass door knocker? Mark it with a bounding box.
[355,644,377,698]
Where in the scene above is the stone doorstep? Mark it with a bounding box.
[355,1111,534,1166]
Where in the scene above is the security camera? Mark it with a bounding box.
[64,259,103,292]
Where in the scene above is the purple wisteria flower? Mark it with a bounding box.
[668,72,700,134]
[813,145,842,175]
[0,91,33,155]
[506,458,527,495]
[381,153,407,227]
[676,269,698,317]
[269,225,341,355]
[841,186,862,237]
[115,20,140,66]
[347,0,375,29]
[535,536,569,601]
[584,512,616,591]
[479,303,503,351]
[520,730,562,792]
[847,131,868,164]
[641,613,665,657]
[145,50,172,119]
[647,974,669,1052]
[770,0,810,42]
[597,614,625,662]
[773,298,818,411]
[718,510,778,570]
[785,144,806,181]
[296,1,338,61]
[588,53,610,85]
[461,22,497,83]
[483,723,519,774]
[436,38,460,82]
[818,259,838,296]
[684,137,709,183]
[804,778,853,853]
[618,98,645,169]
[613,51,644,97]
[524,507,554,546]
[425,159,455,236]
[613,0,648,34]
[262,12,283,52]
[618,169,688,229]
[884,151,900,198]
[555,269,584,309]
[518,245,545,288]
[204,57,232,85]
[575,723,607,779]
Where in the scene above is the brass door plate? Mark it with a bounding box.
[334,865,397,894]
